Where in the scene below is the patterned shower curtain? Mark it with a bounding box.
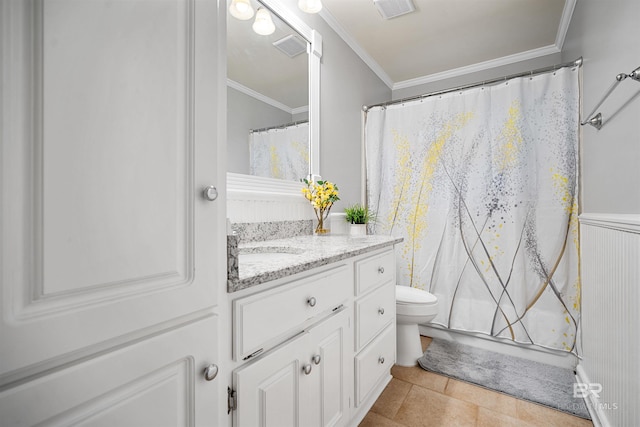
[250,122,309,181]
[365,67,580,354]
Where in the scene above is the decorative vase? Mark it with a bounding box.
[315,208,330,235]
[349,223,367,236]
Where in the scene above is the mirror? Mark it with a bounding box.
[227,0,308,181]
[226,0,321,189]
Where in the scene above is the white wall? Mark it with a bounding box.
[561,1,640,425]
[317,25,392,209]
[561,0,640,214]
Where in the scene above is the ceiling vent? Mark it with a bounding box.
[273,35,307,58]
[373,0,416,20]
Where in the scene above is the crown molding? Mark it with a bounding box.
[292,105,309,115]
[392,44,561,90]
[227,78,294,114]
[555,0,577,50]
[318,7,395,89]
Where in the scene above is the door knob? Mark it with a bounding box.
[312,354,321,365]
[378,266,385,274]
[378,307,385,315]
[204,364,219,381]
[302,364,312,375]
[307,297,317,307]
[203,185,218,201]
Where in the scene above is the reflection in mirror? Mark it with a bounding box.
[227,0,310,182]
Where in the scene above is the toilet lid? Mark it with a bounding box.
[396,286,437,304]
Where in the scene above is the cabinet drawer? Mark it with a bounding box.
[355,250,395,295]
[355,283,395,350]
[354,323,395,406]
[234,265,351,360]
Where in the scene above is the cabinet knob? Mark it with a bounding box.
[312,354,321,365]
[378,307,385,315]
[378,266,385,274]
[302,364,312,375]
[378,356,385,365]
[203,364,219,381]
[307,297,317,307]
[203,185,218,201]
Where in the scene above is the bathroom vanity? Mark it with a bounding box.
[226,235,401,427]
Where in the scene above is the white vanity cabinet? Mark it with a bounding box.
[233,308,351,427]
[229,246,397,427]
[353,249,397,407]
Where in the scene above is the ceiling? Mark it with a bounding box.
[320,0,575,89]
[227,0,575,110]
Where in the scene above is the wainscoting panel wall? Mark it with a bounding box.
[578,214,640,427]
[227,173,315,223]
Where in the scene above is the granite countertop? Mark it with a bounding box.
[228,234,403,293]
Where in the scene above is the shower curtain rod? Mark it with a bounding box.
[363,57,583,111]
[250,119,309,134]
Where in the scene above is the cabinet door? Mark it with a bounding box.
[1,0,223,424]
[304,309,353,427]
[0,316,217,427]
[233,333,311,427]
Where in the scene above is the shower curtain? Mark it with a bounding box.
[250,122,309,181]
[366,67,580,353]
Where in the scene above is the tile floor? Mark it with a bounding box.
[360,336,593,427]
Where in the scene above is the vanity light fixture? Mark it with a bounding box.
[298,0,323,14]
[252,7,276,35]
[229,0,255,20]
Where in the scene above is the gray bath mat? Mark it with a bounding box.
[418,339,590,419]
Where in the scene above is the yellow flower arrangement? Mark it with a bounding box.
[301,178,340,234]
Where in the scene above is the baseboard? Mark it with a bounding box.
[419,325,578,369]
[575,364,609,427]
[347,373,392,427]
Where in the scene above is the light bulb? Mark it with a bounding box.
[252,7,275,35]
[298,0,322,13]
[230,0,254,20]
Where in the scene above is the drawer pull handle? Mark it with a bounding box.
[378,356,385,365]
[312,354,321,365]
[378,307,385,315]
[307,297,317,307]
[378,266,385,274]
[302,364,312,375]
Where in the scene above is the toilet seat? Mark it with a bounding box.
[396,286,438,318]
[396,286,437,305]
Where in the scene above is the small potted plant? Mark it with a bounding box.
[344,204,375,236]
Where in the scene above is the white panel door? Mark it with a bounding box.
[0,0,222,424]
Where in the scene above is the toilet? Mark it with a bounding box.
[395,285,439,366]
